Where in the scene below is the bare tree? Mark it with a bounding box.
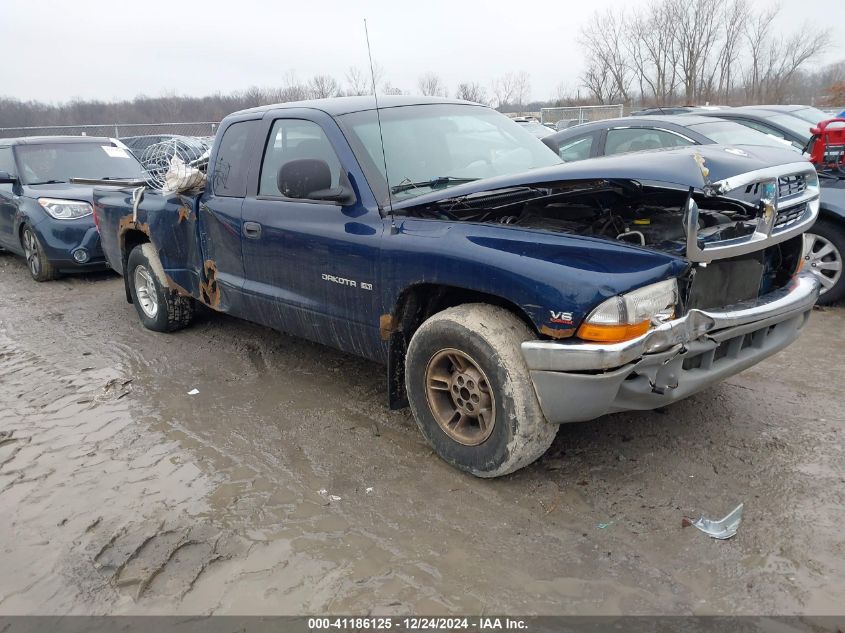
[625,2,680,104]
[344,66,369,96]
[455,82,487,104]
[418,72,448,97]
[579,10,631,103]
[308,75,341,99]
[381,82,405,96]
[490,71,531,109]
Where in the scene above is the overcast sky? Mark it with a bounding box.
[1,0,841,104]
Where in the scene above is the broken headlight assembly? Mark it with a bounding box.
[577,278,678,343]
[38,198,93,220]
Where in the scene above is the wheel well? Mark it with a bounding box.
[818,208,845,227]
[385,283,538,410]
[121,229,150,303]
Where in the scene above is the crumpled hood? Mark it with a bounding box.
[21,182,96,204]
[393,144,811,210]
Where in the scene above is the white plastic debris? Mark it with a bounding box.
[365,487,374,494]
[689,503,744,540]
[162,155,206,194]
[329,495,342,502]
[187,388,199,395]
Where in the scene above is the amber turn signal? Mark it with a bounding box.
[576,320,651,343]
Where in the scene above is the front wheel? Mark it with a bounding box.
[21,224,58,282]
[804,219,845,305]
[127,243,194,332]
[405,304,558,478]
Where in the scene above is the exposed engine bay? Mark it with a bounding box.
[406,179,768,255]
[405,178,805,310]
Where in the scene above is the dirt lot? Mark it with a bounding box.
[0,251,843,616]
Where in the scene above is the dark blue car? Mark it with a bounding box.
[0,136,144,281]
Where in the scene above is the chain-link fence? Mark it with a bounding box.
[0,122,219,140]
[540,105,625,128]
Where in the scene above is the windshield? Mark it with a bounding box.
[338,103,561,202]
[688,120,797,150]
[15,142,144,185]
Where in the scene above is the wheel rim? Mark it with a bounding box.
[424,348,496,446]
[133,265,159,318]
[22,229,40,276]
[803,232,842,295]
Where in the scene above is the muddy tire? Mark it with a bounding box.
[405,304,557,478]
[20,224,58,282]
[127,243,194,332]
[804,219,845,305]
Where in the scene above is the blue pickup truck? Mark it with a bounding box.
[93,96,821,477]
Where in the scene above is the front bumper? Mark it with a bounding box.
[33,218,107,271]
[522,273,820,423]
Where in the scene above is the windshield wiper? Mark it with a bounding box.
[27,180,65,185]
[391,176,478,194]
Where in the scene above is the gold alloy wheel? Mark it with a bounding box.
[424,348,496,446]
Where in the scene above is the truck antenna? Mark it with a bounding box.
[364,19,397,233]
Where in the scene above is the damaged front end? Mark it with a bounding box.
[398,145,821,423]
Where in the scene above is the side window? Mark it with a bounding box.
[213,120,258,197]
[741,120,784,138]
[0,147,16,175]
[259,119,342,198]
[558,135,594,162]
[605,128,693,155]
[738,120,803,150]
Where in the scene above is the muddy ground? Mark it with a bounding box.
[0,251,843,616]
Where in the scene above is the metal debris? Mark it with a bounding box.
[686,503,744,540]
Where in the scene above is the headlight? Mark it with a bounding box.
[577,279,678,343]
[38,198,93,220]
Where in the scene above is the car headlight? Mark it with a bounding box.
[577,278,678,343]
[38,198,93,220]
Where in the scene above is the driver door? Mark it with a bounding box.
[240,114,384,357]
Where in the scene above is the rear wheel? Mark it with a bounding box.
[127,244,194,332]
[21,224,57,282]
[405,304,558,478]
[804,219,845,304]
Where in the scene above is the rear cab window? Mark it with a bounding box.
[0,147,16,176]
[212,120,259,197]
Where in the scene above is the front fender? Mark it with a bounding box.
[382,219,687,338]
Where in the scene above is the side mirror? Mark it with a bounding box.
[277,158,356,205]
[0,171,17,184]
[307,186,356,205]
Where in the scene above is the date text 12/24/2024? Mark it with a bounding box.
[308,617,528,630]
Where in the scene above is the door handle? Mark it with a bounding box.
[243,221,262,239]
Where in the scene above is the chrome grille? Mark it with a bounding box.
[775,202,809,228]
[778,174,806,198]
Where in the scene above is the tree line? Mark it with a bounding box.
[0,67,539,128]
[1,5,843,131]
[578,0,839,106]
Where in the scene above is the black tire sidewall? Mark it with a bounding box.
[406,318,524,476]
[127,246,171,332]
[21,224,53,282]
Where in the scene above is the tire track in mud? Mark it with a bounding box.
[0,328,244,613]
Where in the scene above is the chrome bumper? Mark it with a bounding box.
[522,273,820,424]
